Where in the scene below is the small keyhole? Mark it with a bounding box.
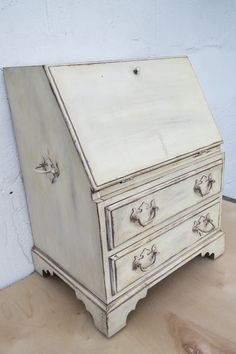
[133,67,140,75]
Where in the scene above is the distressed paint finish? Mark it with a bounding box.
[1,1,236,291]
[46,58,222,187]
[4,58,225,337]
[106,160,223,248]
[1,0,236,292]
[0,0,158,289]
[110,202,220,294]
[4,66,106,300]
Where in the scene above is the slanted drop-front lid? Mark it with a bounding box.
[46,57,222,189]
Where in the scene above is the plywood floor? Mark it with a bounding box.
[1,200,236,354]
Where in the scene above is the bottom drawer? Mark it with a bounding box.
[110,202,220,294]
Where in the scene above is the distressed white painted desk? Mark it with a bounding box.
[4,57,225,337]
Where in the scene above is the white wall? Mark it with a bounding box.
[0,0,235,288]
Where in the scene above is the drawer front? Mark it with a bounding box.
[109,202,220,294]
[106,162,223,249]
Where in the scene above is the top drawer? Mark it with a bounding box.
[105,160,223,249]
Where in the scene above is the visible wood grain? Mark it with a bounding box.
[46,58,222,187]
[0,200,233,353]
[30,226,225,338]
[31,245,148,337]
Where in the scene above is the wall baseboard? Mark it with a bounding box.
[223,195,236,204]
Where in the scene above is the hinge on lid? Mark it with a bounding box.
[119,176,134,184]
[194,149,211,158]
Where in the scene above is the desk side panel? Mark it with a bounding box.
[4,66,106,300]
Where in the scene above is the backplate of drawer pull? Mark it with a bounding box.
[130,199,159,227]
[192,213,215,236]
[34,156,60,184]
[132,244,159,272]
[194,173,215,197]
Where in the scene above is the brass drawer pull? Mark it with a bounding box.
[130,199,159,227]
[192,213,215,236]
[34,156,60,184]
[194,173,215,197]
[133,244,159,272]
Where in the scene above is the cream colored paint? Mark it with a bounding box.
[4,66,106,300]
[111,202,220,293]
[107,161,223,248]
[1,1,235,291]
[4,58,225,336]
[47,58,222,186]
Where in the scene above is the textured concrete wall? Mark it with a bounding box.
[0,0,235,288]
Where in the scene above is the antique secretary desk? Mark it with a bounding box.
[4,57,225,337]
